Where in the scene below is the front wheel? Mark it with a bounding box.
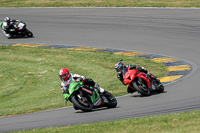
[71,95,93,112]
[133,80,151,96]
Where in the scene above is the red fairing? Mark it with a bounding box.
[123,68,140,84]
[136,72,151,88]
[122,66,156,94]
[123,67,152,88]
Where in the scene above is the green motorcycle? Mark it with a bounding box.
[0,22,2,29]
[64,81,117,112]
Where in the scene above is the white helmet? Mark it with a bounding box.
[4,17,11,25]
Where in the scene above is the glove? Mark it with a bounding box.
[64,87,68,91]
[62,87,69,93]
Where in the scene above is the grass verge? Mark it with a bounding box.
[0,0,200,7]
[11,110,200,133]
[0,45,166,117]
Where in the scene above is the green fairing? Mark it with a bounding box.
[63,82,83,100]
[91,90,100,103]
[63,81,100,104]
[0,22,2,27]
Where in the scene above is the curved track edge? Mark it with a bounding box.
[1,43,196,85]
[0,43,197,132]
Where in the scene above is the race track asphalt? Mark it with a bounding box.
[0,7,200,132]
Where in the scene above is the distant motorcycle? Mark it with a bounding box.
[64,81,117,112]
[0,20,33,38]
[124,67,164,96]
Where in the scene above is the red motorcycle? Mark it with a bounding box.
[123,67,164,96]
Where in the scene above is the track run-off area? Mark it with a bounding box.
[0,7,200,132]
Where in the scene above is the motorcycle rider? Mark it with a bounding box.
[59,68,110,103]
[1,17,23,38]
[1,17,12,38]
[115,61,161,93]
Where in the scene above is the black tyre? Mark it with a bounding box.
[156,84,164,93]
[106,93,117,108]
[73,104,79,110]
[133,79,151,96]
[26,29,33,37]
[71,95,93,112]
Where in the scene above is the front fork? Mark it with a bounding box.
[77,92,88,103]
[136,78,152,93]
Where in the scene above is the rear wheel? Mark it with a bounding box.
[133,78,151,96]
[156,84,164,93]
[104,92,117,108]
[71,94,93,112]
[25,29,33,37]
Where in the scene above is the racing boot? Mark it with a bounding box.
[94,83,113,100]
[145,70,156,79]
[154,79,162,90]
[150,74,157,80]
[94,83,105,93]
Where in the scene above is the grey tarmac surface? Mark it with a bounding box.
[0,8,200,132]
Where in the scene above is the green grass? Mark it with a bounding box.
[0,0,200,7]
[11,111,200,133]
[1,1,199,132]
[0,45,166,117]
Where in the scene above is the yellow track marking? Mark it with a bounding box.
[12,43,49,47]
[10,44,189,83]
[114,51,147,56]
[151,57,180,63]
[67,47,104,51]
[160,75,183,82]
[167,65,191,72]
